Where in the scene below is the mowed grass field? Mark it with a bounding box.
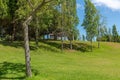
[0,41,120,80]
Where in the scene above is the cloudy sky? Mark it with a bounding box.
[76,0,120,36]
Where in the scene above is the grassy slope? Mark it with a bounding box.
[0,41,120,80]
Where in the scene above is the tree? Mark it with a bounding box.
[0,0,9,19]
[96,13,108,48]
[61,0,79,50]
[95,12,100,48]
[30,6,54,47]
[0,0,79,77]
[16,0,56,77]
[8,0,18,42]
[82,0,98,51]
[108,28,112,42]
[112,24,119,42]
[98,26,112,42]
[82,35,85,41]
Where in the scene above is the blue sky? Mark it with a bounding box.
[76,0,120,36]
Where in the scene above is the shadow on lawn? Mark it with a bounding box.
[0,62,39,80]
[0,40,94,52]
[29,44,60,52]
[0,41,23,48]
[0,41,38,51]
[0,41,60,52]
[73,42,93,52]
[42,41,94,52]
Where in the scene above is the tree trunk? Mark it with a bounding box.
[23,21,32,77]
[22,0,52,77]
[35,17,39,47]
[61,14,64,52]
[98,26,100,48]
[54,33,57,40]
[35,27,39,47]
[1,26,4,40]
[70,40,72,50]
[61,34,64,52]
[91,39,93,52]
[11,23,16,42]
[72,34,74,41]
[98,39,100,48]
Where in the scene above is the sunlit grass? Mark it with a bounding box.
[0,41,120,80]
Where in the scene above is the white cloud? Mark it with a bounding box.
[91,0,120,11]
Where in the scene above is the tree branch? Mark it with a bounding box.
[27,0,34,9]
[24,0,53,24]
[31,0,53,16]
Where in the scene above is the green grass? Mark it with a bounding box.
[0,41,120,80]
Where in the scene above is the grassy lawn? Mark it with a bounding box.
[0,41,120,80]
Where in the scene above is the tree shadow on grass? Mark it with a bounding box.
[29,45,60,52]
[42,41,95,52]
[72,43,94,52]
[0,41,60,53]
[0,41,23,48]
[0,62,39,80]
[0,41,39,51]
[0,40,95,52]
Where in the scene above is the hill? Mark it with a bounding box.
[0,41,120,80]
